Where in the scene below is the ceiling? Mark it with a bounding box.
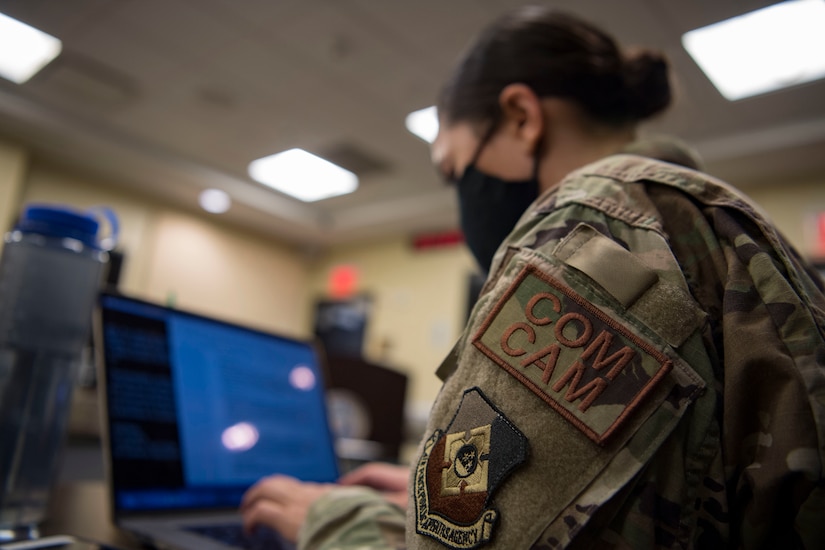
[0,0,823,249]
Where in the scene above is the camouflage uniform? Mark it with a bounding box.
[299,153,825,549]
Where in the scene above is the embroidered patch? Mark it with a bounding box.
[415,388,527,550]
[473,264,672,445]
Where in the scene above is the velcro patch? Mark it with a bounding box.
[473,265,672,445]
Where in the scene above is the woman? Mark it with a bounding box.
[242,6,825,549]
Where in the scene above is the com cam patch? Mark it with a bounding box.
[415,388,527,550]
[473,264,672,445]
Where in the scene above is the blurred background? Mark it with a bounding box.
[0,0,823,471]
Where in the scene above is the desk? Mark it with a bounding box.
[41,482,142,550]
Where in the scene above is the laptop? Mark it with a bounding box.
[95,293,340,550]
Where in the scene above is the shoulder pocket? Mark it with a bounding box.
[554,223,706,348]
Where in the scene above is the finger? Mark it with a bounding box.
[387,490,409,509]
[338,463,388,485]
[241,500,287,537]
[339,463,408,491]
[240,475,296,510]
[345,465,405,489]
[338,472,380,488]
[337,467,368,485]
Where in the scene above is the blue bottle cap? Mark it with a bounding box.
[16,205,101,249]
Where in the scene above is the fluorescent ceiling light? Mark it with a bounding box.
[199,189,231,214]
[248,149,358,202]
[682,0,825,101]
[405,106,439,143]
[0,12,62,84]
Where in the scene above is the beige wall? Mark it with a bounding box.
[142,211,312,338]
[309,238,478,409]
[745,179,825,260]
[10,152,479,412]
[7,151,479,410]
[0,140,27,252]
[19,160,312,338]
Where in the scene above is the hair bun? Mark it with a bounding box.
[622,51,671,121]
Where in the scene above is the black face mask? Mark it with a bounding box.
[456,163,540,274]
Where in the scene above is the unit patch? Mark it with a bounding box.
[473,264,672,445]
[415,388,527,549]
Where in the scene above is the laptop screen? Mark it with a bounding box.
[98,293,340,514]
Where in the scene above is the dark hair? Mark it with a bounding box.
[438,6,671,129]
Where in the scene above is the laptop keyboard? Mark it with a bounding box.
[185,523,293,550]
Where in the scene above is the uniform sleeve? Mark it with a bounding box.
[644,183,825,548]
[298,486,406,550]
[711,207,825,548]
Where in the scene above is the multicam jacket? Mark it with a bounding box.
[299,154,825,549]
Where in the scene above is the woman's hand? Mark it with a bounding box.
[240,463,410,541]
[240,475,335,542]
[338,462,410,508]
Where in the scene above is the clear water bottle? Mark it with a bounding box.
[0,204,116,541]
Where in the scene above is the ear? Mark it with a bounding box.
[498,84,544,154]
